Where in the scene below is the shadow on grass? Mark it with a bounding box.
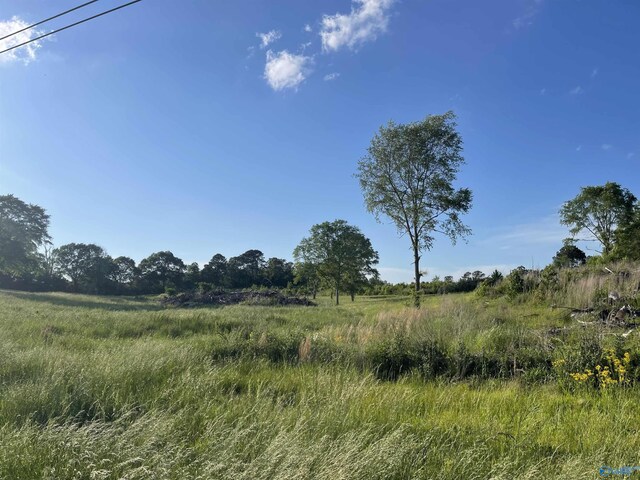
[2,291,163,312]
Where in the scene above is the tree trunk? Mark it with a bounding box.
[413,244,421,308]
[350,292,355,302]
[335,287,340,305]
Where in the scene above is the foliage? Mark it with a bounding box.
[560,182,637,255]
[293,220,379,305]
[552,244,586,268]
[53,243,113,293]
[139,251,186,292]
[0,194,50,276]
[357,111,472,307]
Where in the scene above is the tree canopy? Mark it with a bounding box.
[0,194,50,275]
[293,220,379,305]
[356,111,472,307]
[559,182,637,256]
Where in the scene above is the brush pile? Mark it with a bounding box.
[161,290,316,308]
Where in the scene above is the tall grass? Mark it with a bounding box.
[0,289,639,478]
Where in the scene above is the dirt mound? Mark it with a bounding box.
[161,290,316,308]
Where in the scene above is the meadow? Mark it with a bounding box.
[1,286,639,479]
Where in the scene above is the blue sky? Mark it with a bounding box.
[1,0,639,282]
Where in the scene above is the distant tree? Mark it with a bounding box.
[184,262,201,289]
[552,244,587,268]
[357,111,472,307]
[110,256,138,286]
[560,182,637,255]
[201,254,228,287]
[54,243,113,292]
[486,269,503,286]
[227,250,266,288]
[293,220,379,305]
[293,261,321,299]
[263,257,294,288]
[139,251,186,291]
[0,194,50,276]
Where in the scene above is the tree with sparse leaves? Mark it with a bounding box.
[559,182,637,256]
[357,111,472,307]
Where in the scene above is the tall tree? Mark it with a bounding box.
[201,254,228,287]
[0,194,50,276]
[227,250,266,288]
[293,220,378,305]
[139,251,186,291]
[54,243,113,292]
[552,244,587,268]
[357,111,472,307]
[263,257,294,288]
[559,182,637,256]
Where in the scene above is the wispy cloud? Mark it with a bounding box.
[569,85,584,95]
[512,0,543,29]
[264,50,312,91]
[591,67,599,78]
[0,16,44,65]
[539,88,546,96]
[627,152,635,159]
[323,72,340,81]
[256,30,282,49]
[304,24,313,33]
[483,215,566,248]
[576,145,582,152]
[602,144,612,150]
[320,0,395,52]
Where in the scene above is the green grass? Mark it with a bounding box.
[0,289,638,479]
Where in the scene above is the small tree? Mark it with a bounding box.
[54,243,113,292]
[559,182,637,256]
[139,251,186,292]
[293,220,379,305]
[357,111,472,307]
[552,244,586,268]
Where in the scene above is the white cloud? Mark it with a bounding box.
[256,30,282,49]
[323,72,340,81]
[304,24,313,33]
[264,50,312,91]
[300,41,312,52]
[602,144,612,150]
[569,85,584,95]
[512,0,543,29]
[0,16,43,65]
[320,0,394,52]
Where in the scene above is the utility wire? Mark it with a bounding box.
[0,0,101,42]
[0,0,142,56]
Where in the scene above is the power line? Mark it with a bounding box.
[0,0,101,42]
[0,0,142,56]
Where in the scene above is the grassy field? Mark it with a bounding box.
[0,289,639,479]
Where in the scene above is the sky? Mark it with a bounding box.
[1,0,639,283]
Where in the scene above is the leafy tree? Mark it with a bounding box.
[139,251,186,291]
[263,257,294,288]
[552,244,587,268]
[559,182,637,255]
[357,111,472,307]
[293,261,321,299]
[0,194,50,275]
[227,250,266,288]
[201,254,228,287]
[110,256,138,286]
[54,243,113,292]
[293,220,379,305]
[184,262,201,289]
[611,208,640,260]
[486,269,503,286]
